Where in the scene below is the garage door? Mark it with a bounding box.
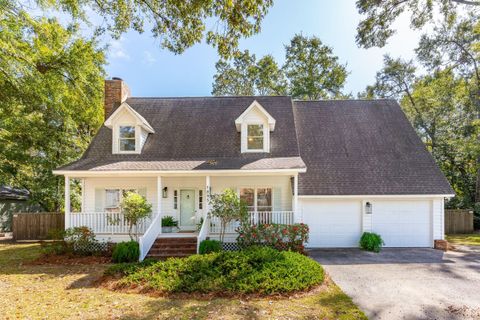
[302,200,362,247]
[372,200,431,247]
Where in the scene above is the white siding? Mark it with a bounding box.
[432,197,445,240]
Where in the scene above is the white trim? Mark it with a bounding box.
[104,102,154,133]
[235,100,276,131]
[293,174,299,222]
[299,194,454,199]
[115,124,139,154]
[53,168,306,177]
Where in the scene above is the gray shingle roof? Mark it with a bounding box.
[58,96,453,196]
[0,186,29,200]
[293,100,454,195]
[58,96,305,171]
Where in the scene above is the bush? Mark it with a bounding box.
[107,246,324,295]
[112,241,140,263]
[359,232,384,252]
[237,223,309,253]
[199,239,222,254]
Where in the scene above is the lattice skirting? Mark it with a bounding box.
[73,241,114,254]
[222,242,240,251]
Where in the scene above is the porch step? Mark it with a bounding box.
[146,237,197,259]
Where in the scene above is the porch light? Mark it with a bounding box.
[365,202,372,214]
[162,187,168,198]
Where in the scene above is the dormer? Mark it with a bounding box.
[235,100,276,153]
[104,102,154,154]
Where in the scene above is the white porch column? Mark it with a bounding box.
[293,174,299,223]
[64,175,71,229]
[205,176,211,216]
[157,176,162,233]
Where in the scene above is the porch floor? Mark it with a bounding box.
[156,232,198,238]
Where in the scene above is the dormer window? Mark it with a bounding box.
[119,126,136,152]
[247,124,264,150]
[235,100,276,153]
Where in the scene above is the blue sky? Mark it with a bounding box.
[105,0,420,97]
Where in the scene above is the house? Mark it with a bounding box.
[53,78,454,260]
[0,186,43,232]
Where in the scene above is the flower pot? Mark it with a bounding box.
[162,226,178,233]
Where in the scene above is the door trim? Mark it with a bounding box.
[179,189,196,229]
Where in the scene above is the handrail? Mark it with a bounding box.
[139,213,162,261]
[69,211,151,235]
[196,215,210,253]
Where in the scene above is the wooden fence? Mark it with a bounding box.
[445,209,474,234]
[12,212,64,240]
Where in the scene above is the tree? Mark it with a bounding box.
[212,35,348,99]
[121,192,152,240]
[5,0,273,58]
[208,188,248,243]
[0,11,106,211]
[355,0,479,48]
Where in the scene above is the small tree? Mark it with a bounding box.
[208,188,248,243]
[121,192,152,241]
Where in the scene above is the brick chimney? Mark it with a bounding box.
[104,77,130,119]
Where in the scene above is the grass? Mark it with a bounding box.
[0,242,367,320]
[446,233,480,246]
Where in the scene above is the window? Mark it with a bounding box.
[247,124,264,150]
[174,190,178,209]
[105,188,137,212]
[199,190,203,209]
[240,188,255,211]
[240,187,272,212]
[119,126,136,151]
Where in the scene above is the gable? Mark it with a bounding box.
[235,100,276,132]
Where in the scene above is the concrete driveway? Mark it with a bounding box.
[310,246,480,320]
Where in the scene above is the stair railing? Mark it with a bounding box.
[196,215,210,253]
[139,212,162,261]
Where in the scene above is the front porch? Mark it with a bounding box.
[64,173,299,259]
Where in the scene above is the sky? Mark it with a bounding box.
[104,0,421,97]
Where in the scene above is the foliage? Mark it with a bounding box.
[64,226,100,255]
[4,0,273,58]
[355,0,478,48]
[237,223,309,253]
[212,34,348,99]
[199,239,223,254]
[112,241,140,263]
[121,192,152,240]
[161,216,178,227]
[108,246,324,295]
[359,232,384,253]
[208,188,248,243]
[0,11,106,212]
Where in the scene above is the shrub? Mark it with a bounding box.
[199,239,222,254]
[112,241,140,263]
[161,216,178,227]
[64,226,99,255]
[107,246,324,295]
[121,192,152,240]
[237,223,309,253]
[359,232,384,252]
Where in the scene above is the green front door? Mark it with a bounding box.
[180,190,196,227]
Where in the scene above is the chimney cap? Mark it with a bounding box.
[111,77,123,81]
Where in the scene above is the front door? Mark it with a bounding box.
[180,190,196,228]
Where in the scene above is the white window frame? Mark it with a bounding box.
[104,187,138,211]
[239,186,273,212]
[241,121,269,153]
[114,124,139,154]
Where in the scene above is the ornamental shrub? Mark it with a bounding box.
[121,192,152,240]
[359,232,384,253]
[107,246,324,295]
[199,239,222,254]
[112,240,140,263]
[161,216,178,227]
[237,223,309,253]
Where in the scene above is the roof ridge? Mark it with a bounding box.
[127,95,292,99]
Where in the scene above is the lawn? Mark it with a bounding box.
[446,233,480,246]
[0,243,366,320]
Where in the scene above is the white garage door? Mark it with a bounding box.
[302,200,362,247]
[372,200,431,247]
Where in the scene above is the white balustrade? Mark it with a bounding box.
[209,211,294,234]
[139,212,162,261]
[196,216,211,253]
[69,211,153,235]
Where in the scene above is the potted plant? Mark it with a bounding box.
[161,216,179,233]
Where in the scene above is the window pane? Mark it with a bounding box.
[105,189,120,208]
[119,126,135,138]
[257,188,272,211]
[240,188,255,210]
[247,124,263,150]
[120,138,136,151]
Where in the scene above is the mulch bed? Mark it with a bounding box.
[28,253,112,265]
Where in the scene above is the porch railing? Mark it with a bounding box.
[209,211,294,234]
[139,212,162,261]
[196,216,211,253]
[69,212,153,234]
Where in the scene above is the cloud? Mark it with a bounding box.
[109,38,130,60]
[143,50,157,64]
